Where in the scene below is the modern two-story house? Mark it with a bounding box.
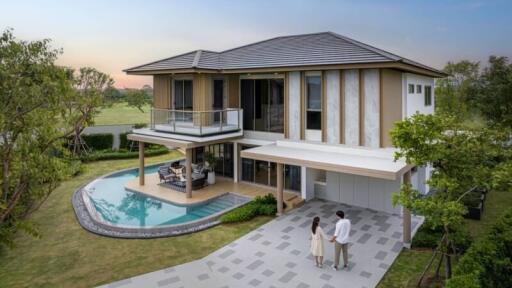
[125,32,445,245]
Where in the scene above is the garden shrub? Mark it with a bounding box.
[220,194,279,223]
[82,133,113,150]
[80,146,168,162]
[446,208,512,288]
[119,132,129,149]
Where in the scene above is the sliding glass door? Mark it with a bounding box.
[174,79,193,121]
[240,78,284,133]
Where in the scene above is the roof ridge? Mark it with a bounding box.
[191,50,202,68]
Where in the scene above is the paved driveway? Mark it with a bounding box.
[101,200,422,288]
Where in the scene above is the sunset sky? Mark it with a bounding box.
[2,0,511,88]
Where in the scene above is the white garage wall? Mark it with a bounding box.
[317,171,401,215]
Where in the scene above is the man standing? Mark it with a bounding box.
[330,210,351,270]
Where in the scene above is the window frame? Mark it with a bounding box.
[416,84,422,94]
[424,85,432,106]
[305,73,322,131]
[408,84,415,94]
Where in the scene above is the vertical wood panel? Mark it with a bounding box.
[340,70,345,144]
[228,74,240,108]
[359,69,365,146]
[300,71,305,140]
[381,69,403,147]
[379,68,384,148]
[284,72,289,138]
[321,70,326,142]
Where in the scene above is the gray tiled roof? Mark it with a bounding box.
[125,32,442,74]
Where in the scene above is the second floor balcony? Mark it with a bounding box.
[150,108,242,137]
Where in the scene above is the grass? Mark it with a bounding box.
[378,188,512,287]
[94,102,150,125]
[0,152,273,288]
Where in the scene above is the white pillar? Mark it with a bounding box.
[186,148,192,198]
[233,142,239,183]
[403,170,412,247]
[300,166,307,200]
[139,142,145,186]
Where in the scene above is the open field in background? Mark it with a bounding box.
[378,188,512,287]
[0,151,273,288]
[94,102,150,125]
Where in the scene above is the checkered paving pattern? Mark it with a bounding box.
[101,200,423,288]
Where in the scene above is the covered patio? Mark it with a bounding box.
[241,140,415,247]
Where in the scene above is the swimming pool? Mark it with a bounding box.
[73,163,251,238]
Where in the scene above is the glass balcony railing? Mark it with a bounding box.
[150,108,242,136]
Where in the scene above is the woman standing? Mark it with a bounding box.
[310,216,327,268]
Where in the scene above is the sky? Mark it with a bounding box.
[1,0,511,88]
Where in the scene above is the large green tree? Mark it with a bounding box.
[125,88,152,112]
[435,60,479,120]
[391,113,504,281]
[0,29,109,247]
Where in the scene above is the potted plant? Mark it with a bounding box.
[203,151,217,185]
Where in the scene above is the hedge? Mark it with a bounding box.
[82,133,113,150]
[80,146,168,162]
[446,208,512,288]
[220,194,279,223]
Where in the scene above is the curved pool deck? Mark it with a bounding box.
[71,164,253,239]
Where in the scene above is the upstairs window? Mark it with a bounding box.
[424,86,432,106]
[408,84,415,94]
[416,84,422,94]
[306,75,321,130]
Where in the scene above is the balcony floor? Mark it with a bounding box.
[125,173,302,210]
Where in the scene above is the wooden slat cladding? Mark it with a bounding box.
[284,72,289,138]
[321,71,327,142]
[153,75,171,109]
[339,70,345,144]
[300,71,305,140]
[358,69,365,146]
[227,74,239,108]
[380,69,403,147]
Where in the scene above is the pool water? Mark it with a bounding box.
[84,164,239,228]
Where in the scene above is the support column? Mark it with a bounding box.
[403,169,412,247]
[276,163,284,216]
[139,142,145,186]
[186,148,192,198]
[233,142,239,183]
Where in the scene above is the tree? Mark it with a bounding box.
[125,88,152,112]
[0,29,77,247]
[390,113,503,282]
[435,60,479,120]
[65,67,114,155]
[473,56,512,127]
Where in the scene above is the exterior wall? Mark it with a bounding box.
[287,71,301,140]
[227,74,239,108]
[343,69,360,146]
[153,75,171,109]
[325,70,341,144]
[317,171,401,215]
[363,69,380,148]
[381,69,403,147]
[404,73,435,117]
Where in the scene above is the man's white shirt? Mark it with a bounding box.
[333,218,351,244]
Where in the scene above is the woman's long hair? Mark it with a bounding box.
[311,217,320,235]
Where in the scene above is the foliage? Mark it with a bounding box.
[125,88,152,113]
[412,221,443,248]
[133,123,148,129]
[491,160,512,192]
[435,60,479,120]
[472,56,512,127]
[220,194,278,223]
[80,146,168,162]
[0,29,81,247]
[203,151,218,171]
[82,133,114,151]
[65,67,114,155]
[446,208,512,288]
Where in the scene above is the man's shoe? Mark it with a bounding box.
[331,265,338,271]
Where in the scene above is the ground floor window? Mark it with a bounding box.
[240,145,301,192]
[193,143,234,178]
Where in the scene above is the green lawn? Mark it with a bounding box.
[94,102,150,125]
[0,152,273,288]
[378,188,512,287]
